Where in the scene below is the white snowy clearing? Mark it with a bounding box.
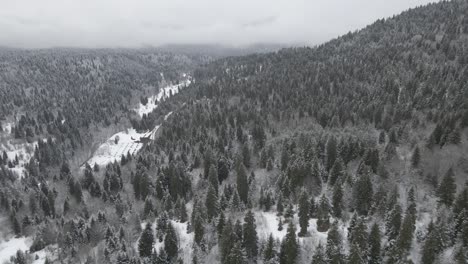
[0,236,31,264]
[0,139,38,178]
[254,211,330,246]
[85,128,154,167]
[135,79,191,118]
[31,245,59,264]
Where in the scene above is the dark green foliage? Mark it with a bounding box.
[206,184,219,221]
[279,222,298,264]
[264,234,276,261]
[138,223,154,258]
[164,223,178,260]
[411,146,421,168]
[353,170,373,215]
[311,244,327,264]
[326,136,337,172]
[368,223,381,264]
[386,203,402,241]
[317,195,330,232]
[236,162,249,204]
[326,221,343,264]
[437,168,456,206]
[331,184,343,219]
[226,241,247,264]
[328,158,344,186]
[298,192,310,236]
[243,210,258,258]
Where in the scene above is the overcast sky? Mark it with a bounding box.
[0,0,438,49]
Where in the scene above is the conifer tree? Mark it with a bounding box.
[348,216,368,251]
[317,195,330,232]
[386,203,402,241]
[277,194,284,216]
[329,158,344,186]
[348,243,365,264]
[208,164,219,194]
[226,241,247,264]
[217,212,226,238]
[298,191,310,236]
[326,136,338,172]
[437,168,456,206]
[279,222,298,264]
[311,243,327,264]
[264,234,276,261]
[326,221,343,264]
[206,184,219,221]
[236,161,249,204]
[243,210,258,258]
[332,183,343,219]
[368,223,381,264]
[353,170,373,215]
[411,146,420,168]
[220,220,235,262]
[164,223,178,260]
[138,223,154,258]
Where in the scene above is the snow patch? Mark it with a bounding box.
[0,236,32,264]
[0,140,38,178]
[85,128,147,167]
[31,245,58,264]
[135,79,191,117]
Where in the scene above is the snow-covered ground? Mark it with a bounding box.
[1,122,12,134]
[137,220,193,264]
[0,139,37,178]
[0,236,32,264]
[85,128,148,167]
[31,245,58,264]
[254,211,329,245]
[135,79,191,117]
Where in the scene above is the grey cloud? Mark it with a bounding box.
[242,16,278,28]
[0,0,439,49]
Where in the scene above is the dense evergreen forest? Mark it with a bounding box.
[1,1,468,264]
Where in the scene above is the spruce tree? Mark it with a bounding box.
[217,212,226,238]
[236,162,249,204]
[208,164,219,194]
[368,223,381,264]
[326,221,343,264]
[386,203,402,241]
[243,210,258,258]
[437,168,456,206]
[206,184,219,221]
[332,183,343,219]
[226,241,247,264]
[264,234,276,261]
[220,220,235,262]
[138,223,154,258]
[348,243,365,264]
[326,136,337,172]
[353,171,373,216]
[277,194,284,216]
[411,146,420,168]
[279,222,298,264]
[328,158,344,186]
[311,243,327,264]
[298,191,310,236]
[317,195,330,232]
[164,223,178,260]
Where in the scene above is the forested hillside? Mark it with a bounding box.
[1,1,468,264]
